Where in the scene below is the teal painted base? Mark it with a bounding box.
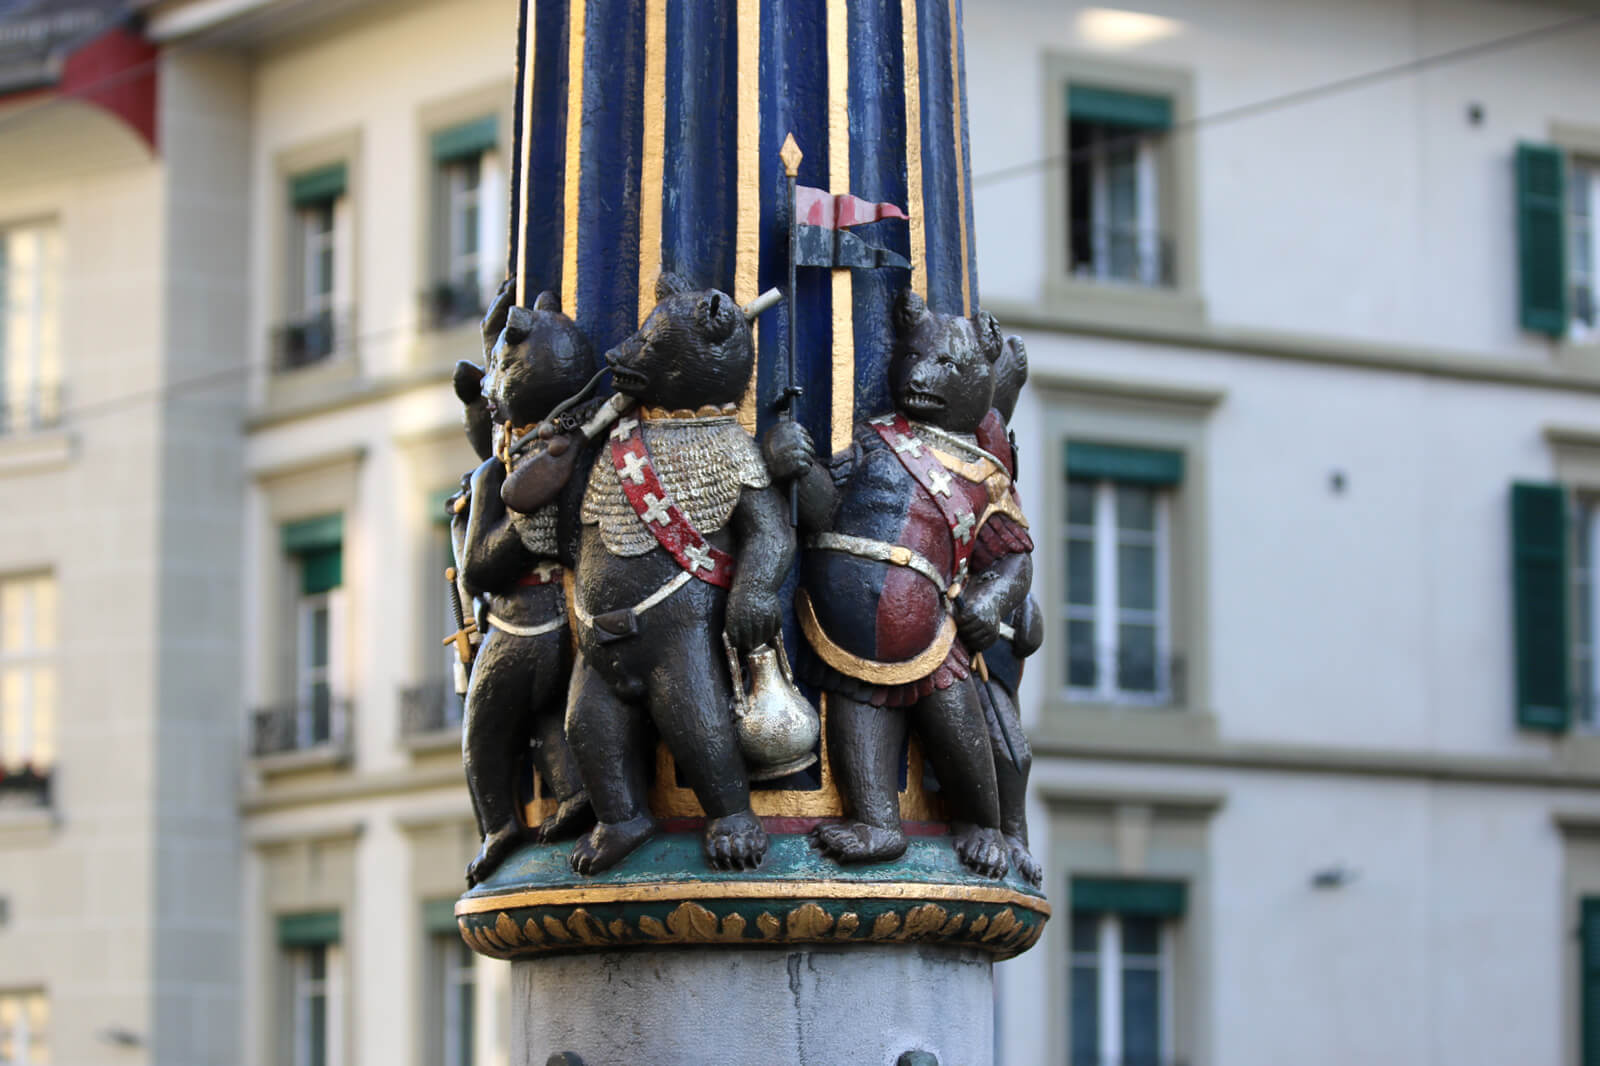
[457,832,1049,962]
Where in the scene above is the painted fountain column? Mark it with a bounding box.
[450,0,1047,1062]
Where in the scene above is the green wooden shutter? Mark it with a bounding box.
[1068,85,1173,131]
[1071,877,1187,917]
[282,515,344,596]
[290,163,348,207]
[1066,441,1185,486]
[431,116,498,163]
[1517,142,1568,336]
[423,898,458,936]
[1511,482,1570,731]
[278,910,341,947]
[1583,898,1600,1066]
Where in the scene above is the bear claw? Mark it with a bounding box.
[704,811,768,871]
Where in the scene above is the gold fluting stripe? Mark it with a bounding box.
[457,879,1051,916]
[901,0,927,300]
[947,0,970,314]
[636,0,667,326]
[735,0,762,431]
[826,0,853,453]
[515,3,538,308]
[560,0,587,317]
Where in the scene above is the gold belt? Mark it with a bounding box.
[796,588,957,685]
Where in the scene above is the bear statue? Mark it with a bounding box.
[564,271,795,875]
[764,289,1035,880]
[971,334,1044,887]
[451,281,597,886]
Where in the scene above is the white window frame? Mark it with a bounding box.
[1065,479,1173,705]
[294,588,345,748]
[435,145,505,313]
[289,943,343,1066]
[1079,124,1163,287]
[1070,913,1176,1066]
[0,988,48,1066]
[0,223,61,434]
[1571,158,1600,341]
[0,573,55,772]
[431,932,476,1066]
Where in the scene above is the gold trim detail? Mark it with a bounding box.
[560,0,587,318]
[515,5,538,308]
[637,0,667,326]
[797,587,956,684]
[735,0,762,432]
[459,900,1047,959]
[456,879,1050,915]
[901,0,926,300]
[826,0,854,454]
[947,0,971,315]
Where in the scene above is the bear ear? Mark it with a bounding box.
[893,289,929,335]
[502,305,535,345]
[698,290,738,342]
[972,309,1004,363]
[656,270,694,301]
[533,290,561,313]
[1002,335,1029,385]
[452,360,485,404]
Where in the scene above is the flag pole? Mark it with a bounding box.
[779,134,804,525]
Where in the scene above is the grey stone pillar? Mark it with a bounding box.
[513,945,993,1066]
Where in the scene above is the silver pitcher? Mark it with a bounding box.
[723,632,820,780]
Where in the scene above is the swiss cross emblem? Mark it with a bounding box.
[927,468,953,497]
[892,433,924,458]
[953,511,976,544]
[612,416,640,440]
[684,543,715,573]
[533,560,561,582]
[618,450,649,485]
[640,492,672,526]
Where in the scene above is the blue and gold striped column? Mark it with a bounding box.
[507,0,981,452]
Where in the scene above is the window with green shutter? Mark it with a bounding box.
[1583,898,1600,1066]
[278,909,341,947]
[1071,877,1185,1066]
[1517,142,1568,336]
[283,515,344,596]
[1511,482,1570,731]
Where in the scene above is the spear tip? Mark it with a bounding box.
[780,133,803,178]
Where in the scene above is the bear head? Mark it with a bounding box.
[480,291,596,449]
[603,271,754,412]
[452,360,494,461]
[888,289,1003,435]
[991,334,1029,424]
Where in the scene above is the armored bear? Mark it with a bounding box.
[971,335,1044,887]
[765,289,1034,880]
[453,283,596,886]
[565,272,795,875]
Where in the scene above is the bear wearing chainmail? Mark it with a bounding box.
[764,289,1034,880]
[452,283,595,886]
[565,271,794,875]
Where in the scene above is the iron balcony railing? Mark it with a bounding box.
[1069,222,1175,288]
[0,763,51,807]
[0,381,64,437]
[1072,1058,1188,1066]
[422,278,488,331]
[249,697,352,758]
[1065,644,1187,706]
[399,679,464,738]
[269,307,356,372]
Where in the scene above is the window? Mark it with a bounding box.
[428,117,504,329]
[1572,158,1599,340]
[1064,444,1182,705]
[279,912,343,1066]
[253,516,347,757]
[401,506,466,739]
[0,574,55,789]
[1069,879,1185,1066]
[0,223,61,434]
[425,929,475,1066]
[278,164,351,370]
[1065,85,1174,288]
[0,989,47,1065]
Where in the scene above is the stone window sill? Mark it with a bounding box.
[0,428,74,479]
[251,742,352,776]
[1040,276,1208,333]
[0,805,57,847]
[1035,700,1219,754]
[402,728,461,756]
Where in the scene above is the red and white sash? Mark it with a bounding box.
[609,414,736,589]
[870,414,981,574]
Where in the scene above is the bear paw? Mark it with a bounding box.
[569,814,658,876]
[809,821,908,865]
[704,810,768,871]
[1005,834,1043,888]
[952,824,1009,880]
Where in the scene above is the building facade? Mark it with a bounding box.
[6,0,1600,1064]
